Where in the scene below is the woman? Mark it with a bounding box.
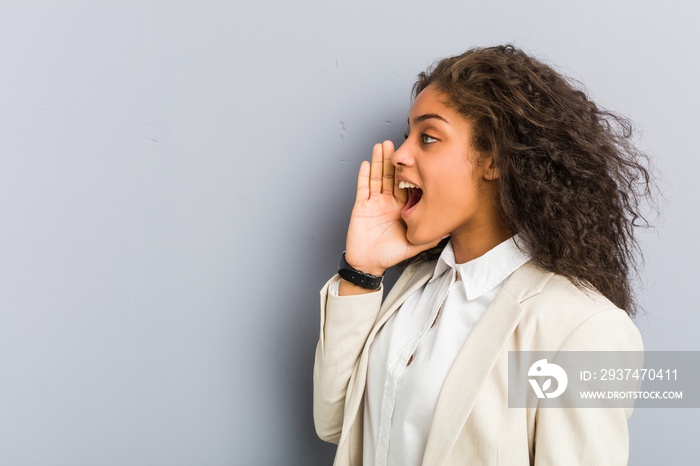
[313,45,652,466]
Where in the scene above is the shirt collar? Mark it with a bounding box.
[429,235,532,300]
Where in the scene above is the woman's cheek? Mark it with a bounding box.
[407,224,439,247]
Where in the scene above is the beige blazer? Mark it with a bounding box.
[313,260,643,466]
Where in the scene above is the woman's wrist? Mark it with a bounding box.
[337,252,385,295]
[343,255,386,278]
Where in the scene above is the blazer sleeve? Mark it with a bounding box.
[313,274,383,444]
[533,308,644,466]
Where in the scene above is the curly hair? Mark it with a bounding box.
[404,45,654,316]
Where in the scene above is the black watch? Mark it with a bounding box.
[338,252,383,290]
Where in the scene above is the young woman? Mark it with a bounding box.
[313,45,652,466]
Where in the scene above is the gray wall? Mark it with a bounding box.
[1,1,698,465]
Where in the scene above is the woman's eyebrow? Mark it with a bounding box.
[408,113,449,127]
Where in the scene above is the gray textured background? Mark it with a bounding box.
[1,1,698,465]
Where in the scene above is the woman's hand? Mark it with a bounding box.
[343,140,441,278]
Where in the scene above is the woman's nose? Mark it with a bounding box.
[391,141,413,167]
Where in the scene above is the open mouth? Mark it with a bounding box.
[406,187,423,210]
[398,180,423,218]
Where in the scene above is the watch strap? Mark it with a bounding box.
[338,252,383,290]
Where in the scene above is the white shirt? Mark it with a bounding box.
[362,236,531,466]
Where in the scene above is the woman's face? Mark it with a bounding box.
[391,85,499,248]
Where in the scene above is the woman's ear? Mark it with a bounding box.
[482,155,500,181]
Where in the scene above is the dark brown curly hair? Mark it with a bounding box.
[405,44,653,316]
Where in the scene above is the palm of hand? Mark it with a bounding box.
[344,141,440,275]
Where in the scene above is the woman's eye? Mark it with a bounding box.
[421,134,437,144]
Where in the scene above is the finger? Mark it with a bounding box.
[391,141,407,203]
[394,177,408,204]
[369,143,382,196]
[382,140,395,194]
[355,160,370,202]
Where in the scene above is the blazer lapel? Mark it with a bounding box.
[340,262,436,440]
[421,261,553,465]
